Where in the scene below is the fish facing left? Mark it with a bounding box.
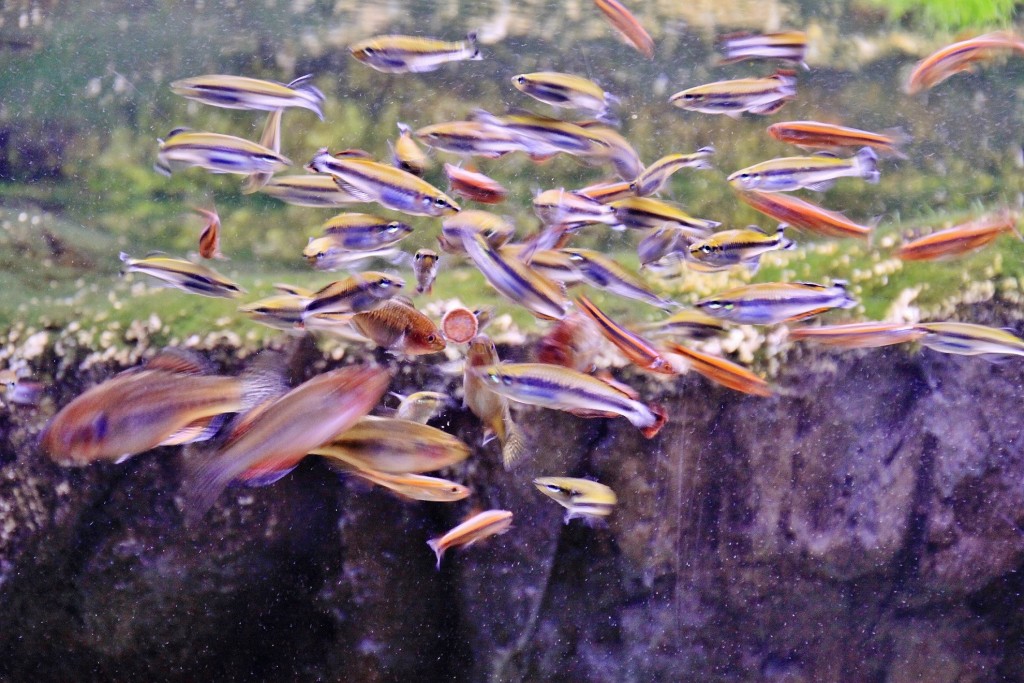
[119,252,245,299]
[170,74,325,119]
[349,33,483,74]
[154,128,291,177]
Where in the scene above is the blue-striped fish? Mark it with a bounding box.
[415,120,525,159]
[350,33,482,73]
[306,149,460,217]
[717,31,809,69]
[304,214,413,262]
[303,272,404,318]
[462,233,569,320]
[561,248,674,308]
[259,174,361,207]
[728,147,880,193]
[119,252,244,298]
[154,128,291,177]
[470,362,666,438]
[170,74,325,118]
[915,322,1024,357]
[512,71,618,122]
[687,225,795,272]
[534,477,617,523]
[696,281,856,325]
[669,71,797,118]
[630,147,714,197]
[611,196,720,235]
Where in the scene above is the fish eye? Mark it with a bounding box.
[684,93,698,100]
[363,47,375,55]
[516,76,527,85]
[700,245,712,254]
[379,278,393,287]
[387,222,403,232]
[426,334,437,343]
[434,197,449,207]
[544,484,564,494]
[705,301,721,309]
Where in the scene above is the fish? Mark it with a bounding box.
[511,71,618,121]
[592,0,654,59]
[637,225,690,267]
[414,249,440,294]
[439,210,516,254]
[737,190,874,240]
[470,109,607,159]
[464,334,527,468]
[3,377,44,408]
[391,122,431,176]
[788,321,926,349]
[767,121,912,158]
[40,349,248,465]
[533,188,620,229]
[415,121,525,159]
[669,70,797,118]
[184,365,391,520]
[576,179,634,204]
[907,31,1024,94]
[696,281,856,325]
[344,468,470,503]
[350,298,446,355]
[611,196,720,235]
[507,247,582,285]
[194,207,225,260]
[393,391,451,423]
[240,108,285,194]
[534,477,617,523]
[638,309,727,340]
[312,416,471,473]
[238,293,309,331]
[154,128,291,177]
[562,248,675,309]
[574,294,676,374]
[575,123,644,181]
[169,73,325,118]
[303,272,405,318]
[306,149,460,217]
[728,147,880,193]
[304,214,414,262]
[470,362,666,438]
[896,210,1020,261]
[443,163,509,204]
[687,225,795,272]
[349,33,482,74]
[630,147,715,197]
[536,314,601,373]
[461,233,569,320]
[259,174,361,207]
[119,252,244,298]
[717,31,809,69]
[427,509,514,569]
[663,342,772,397]
[914,322,1024,358]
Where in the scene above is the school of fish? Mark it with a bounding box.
[37,8,1024,569]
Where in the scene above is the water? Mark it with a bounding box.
[2,1,1024,680]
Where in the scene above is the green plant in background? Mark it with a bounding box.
[866,0,1019,30]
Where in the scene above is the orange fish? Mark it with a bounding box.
[896,210,1020,261]
[592,0,654,59]
[350,299,446,355]
[427,509,514,569]
[444,163,509,204]
[907,31,1024,94]
[737,190,873,240]
[194,207,226,260]
[767,121,911,158]
[788,321,925,349]
[664,342,771,397]
[574,294,676,375]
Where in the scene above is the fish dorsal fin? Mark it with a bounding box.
[166,127,191,138]
[144,250,171,258]
[812,151,840,158]
[286,74,315,89]
[147,347,214,375]
[332,148,372,159]
[274,282,314,297]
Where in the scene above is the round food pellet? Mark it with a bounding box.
[442,307,478,343]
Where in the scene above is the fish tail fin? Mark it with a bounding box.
[241,171,271,194]
[179,446,235,527]
[500,407,527,470]
[467,31,482,60]
[640,403,667,439]
[427,538,445,569]
[288,75,325,120]
[153,160,172,177]
[857,146,880,184]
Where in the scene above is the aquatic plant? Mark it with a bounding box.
[865,0,1020,30]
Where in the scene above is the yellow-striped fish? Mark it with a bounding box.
[639,309,727,340]
[344,467,470,502]
[687,225,795,272]
[611,196,720,235]
[154,128,291,177]
[415,120,525,159]
[462,234,569,320]
[789,321,925,349]
[427,509,513,569]
[717,31,809,68]
[440,210,516,254]
[350,33,482,73]
[306,149,460,217]
[304,214,413,263]
[170,74,324,118]
[259,174,361,207]
[669,71,797,118]
[312,416,471,473]
[512,71,618,121]
[464,334,527,468]
[630,147,714,197]
[303,272,404,318]
[470,362,666,438]
[915,322,1024,357]
[561,248,674,308]
[392,391,451,423]
[119,252,244,298]
[696,281,856,325]
[728,148,880,193]
[534,477,617,523]
[239,292,309,331]
[391,122,431,176]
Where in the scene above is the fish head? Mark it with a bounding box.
[421,193,461,217]
[39,393,122,465]
[534,477,576,506]
[406,326,447,355]
[466,334,498,366]
[371,273,405,298]
[727,170,760,190]
[695,299,734,316]
[688,241,718,258]
[385,221,415,240]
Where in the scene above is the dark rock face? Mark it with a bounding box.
[1,341,1023,682]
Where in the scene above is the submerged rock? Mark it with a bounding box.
[1,325,1023,681]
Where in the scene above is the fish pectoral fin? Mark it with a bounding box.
[805,180,836,192]
[331,177,374,202]
[160,414,227,447]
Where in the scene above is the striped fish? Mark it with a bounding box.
[312,416,471,473]
[306,149,460,217]
[427,510,513,569]
[304,213,414,258]
[462,233,569,320]
[728,147,879,193]
[119,252,244,298]
[592,0,654,59]
[789,321,925,349]
[639,309,726,340]
[611,196,720,235]
[768,121,911,158]
[630,147,714,197]
[170,74,325,118]
[349,33,482,73]
[259,174,361,207]
[687,225,795,272]
[470,362,666,438]
[155,128,291,177]
[574,294,676,374]
[663,342,771,397]
[344,467,470,502]
[907,31,1024,94]
[303,272,404,318]
[896,210,1020,261]
[737,190,874,240]
[718,31,809,69]
[534,477,617,523]
[562,248,674,309]
[415,120,525,159]
[512,71,618,121]
[669,71,797,118]
[915,322,1024,357]
[696,281,856,325]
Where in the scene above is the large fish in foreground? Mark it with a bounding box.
[40,349,251,466]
